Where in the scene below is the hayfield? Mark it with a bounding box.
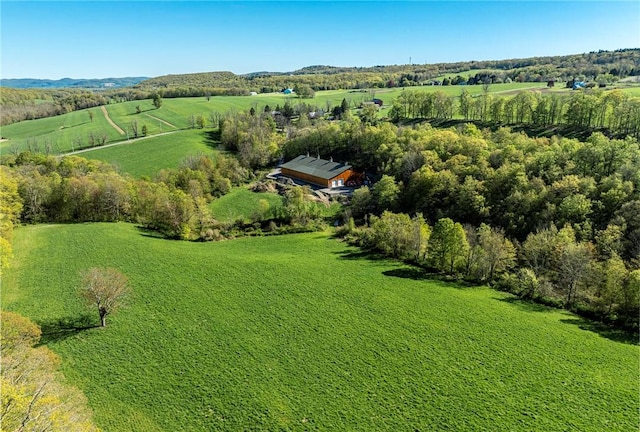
[76,129,216,178]
[209,187,285,223]
[0,108,122,153]
[3,223,638,431]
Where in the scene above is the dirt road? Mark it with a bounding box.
[101,106,125,135]
[145,114,177,129]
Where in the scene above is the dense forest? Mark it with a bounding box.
[2,49,638,125]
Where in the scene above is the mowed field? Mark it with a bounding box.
[3,223,638,431]
[75,129,216,178]
[209,187,285,223]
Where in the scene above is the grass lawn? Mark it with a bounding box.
[77,129,216,178]
[3,223,638,431]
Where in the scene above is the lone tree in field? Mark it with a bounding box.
[152,93,162,109]
[80,268,129,327]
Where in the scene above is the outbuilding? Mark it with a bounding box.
[280,155,354,188]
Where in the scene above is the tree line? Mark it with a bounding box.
[390,88,640,138]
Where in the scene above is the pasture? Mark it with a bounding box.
[0,108,123,153]
[76,129,216,178]
[209,187,284,223]
[3,223,638,431]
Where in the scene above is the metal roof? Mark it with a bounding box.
[280,155,351,180]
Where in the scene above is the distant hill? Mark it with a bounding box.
[133,49,640,96]
[0,77,149,89]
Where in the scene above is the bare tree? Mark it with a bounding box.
[80,268,130,327]
[130,120,139,138]
[98,132,108,146]
[557,243,592,307]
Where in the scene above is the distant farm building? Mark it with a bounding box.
[280,155,354,188]
[250,91,258,96]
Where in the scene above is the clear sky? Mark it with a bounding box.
[1,1,638,79]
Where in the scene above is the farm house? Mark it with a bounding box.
[280,155,354,188]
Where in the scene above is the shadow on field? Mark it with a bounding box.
[560,318,639,346]
[498,297,639,345]
[37,314,98,345]
[204,130,221,150]
[382,267,434,281]
[334,249,388,261]
[496,297,556,313]
[135,225,169,240]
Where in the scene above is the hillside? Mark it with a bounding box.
[134,49,640,93]
[0,76,148,90]
[2,223,638,431]
[3,49,638,126]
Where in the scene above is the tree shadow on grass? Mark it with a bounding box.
[560,317,639,346]
[496,296,557,313]
[497,297,639,345]
[333,249,389,261]
[382,267,434,281]
[204,129,221,150]
[36,314,98,346]
[134,225,170,240]
[382,267,479,289]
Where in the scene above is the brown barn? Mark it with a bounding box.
[280,155,353,188]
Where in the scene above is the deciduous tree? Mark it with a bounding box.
[152,93,162,109]
[80,267,130,327]
[429,217,469,274]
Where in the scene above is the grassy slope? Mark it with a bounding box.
[209,187,284,223]
[78,129,215,178]
[3,223,638,432]
[0,108,122,153]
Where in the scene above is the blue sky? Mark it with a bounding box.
[1,1,638,79]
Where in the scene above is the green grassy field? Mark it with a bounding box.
[76,129,216,178]
[0,108,123,153]
[3,223,638,431]
[209,187,285,223]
